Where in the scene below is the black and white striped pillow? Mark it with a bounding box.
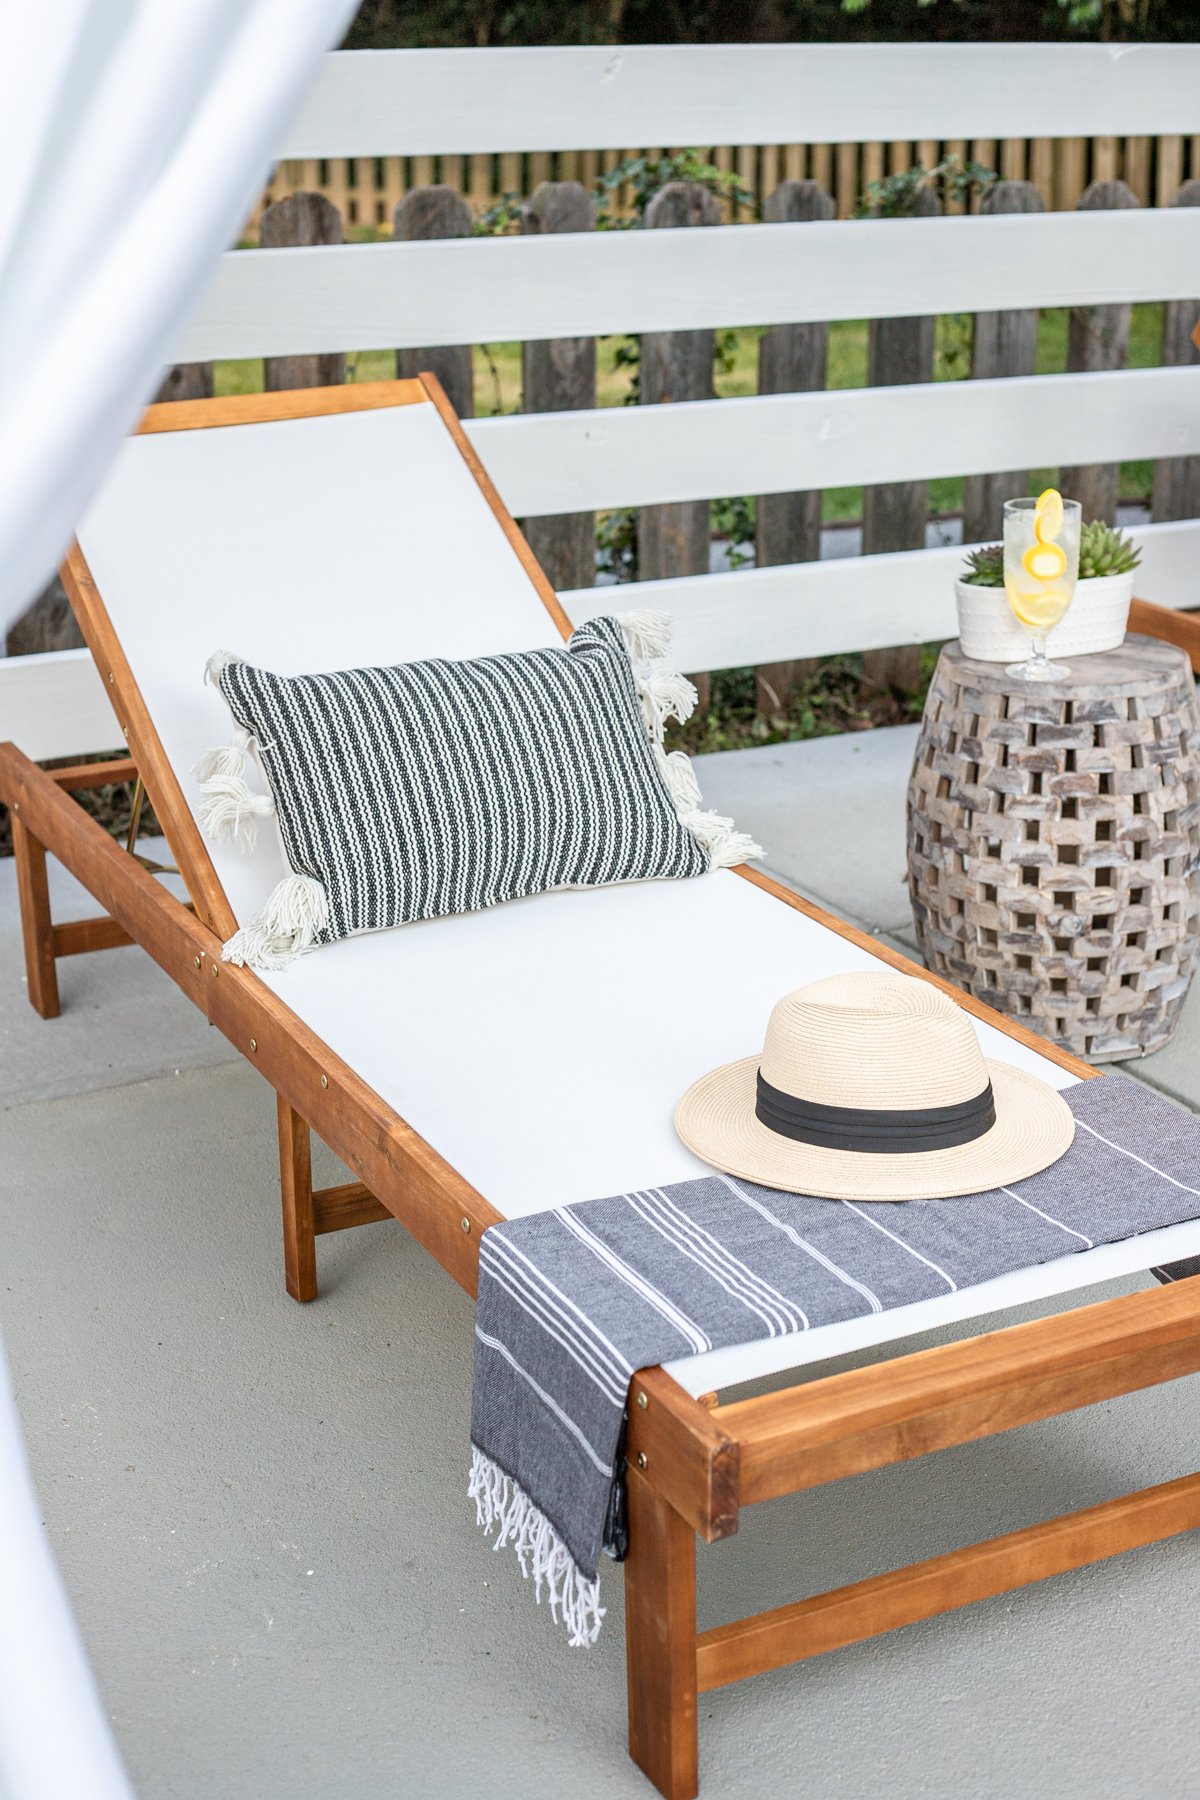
[195,612,760,971]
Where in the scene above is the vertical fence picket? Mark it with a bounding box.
[1157,136,1185,207]
[1060,179,1140,524]
[1124,136,1151,204]
[155,362,214,404]
[784,144,804,182]
[1001,139,1026,182]
[1092,136,1119,183]
[639,183,723,706]
[520,183,597,592]
[393,187,474,417]
[809,143,832,193]
[754,179,835,719]
[835,143,857,217]
[970,140,997,206]
[961,180,1045,546]
[259,193,345,391]
[861,187,940,693]
[1152,179,1200,523]
[943,141,967,212]
[1057,139,1087,211]
[916,139,939,174]
[1029,138,1054,206]
[889,141,911,176]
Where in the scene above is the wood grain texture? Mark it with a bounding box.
[1152,178,1200,526]
[259,192,346,392]
[624,1467,699,1800]
[715,1279,1200,1505]
[520,182,597,594]
[137,379,428,435]
[394,186,474,417]
[696,1469,1200,1692]
[11,813,59,1019]
[50,757,138,790]
[312,1182,393,1235]
[908,638,1200,1061]
[861,186,940,693]
[755,180,835,717]
[627,1368,740,1543]
[59,541,235,939]
[278,1096,318,1303]
[1060,179,1141,524]
[962,181,1045,546]
[51,916,132,957]
[1129,595,1200,673]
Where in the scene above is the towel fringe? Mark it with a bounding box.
[221,872,329,972]
[194,667,276,851]
[469,1446,605,1649]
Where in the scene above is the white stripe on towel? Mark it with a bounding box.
[553,1208,712,1354]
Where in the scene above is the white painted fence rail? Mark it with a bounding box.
[282,45,1200,156]
[5,43,1200,766]
[179,208,1200,362]
[468,366,1200,517]
[563,520,1200,673]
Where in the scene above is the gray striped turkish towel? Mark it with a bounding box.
[469,1075,1200,1645]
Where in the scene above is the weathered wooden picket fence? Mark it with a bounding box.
[253,131,1200,233]
[4,42,1200,766]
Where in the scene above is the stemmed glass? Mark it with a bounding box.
[1003,492,1081,682]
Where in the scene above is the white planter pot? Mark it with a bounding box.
[955,572,1134,663]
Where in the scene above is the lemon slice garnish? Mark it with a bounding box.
[1023,541,1067,582]
[1034,487,1064,544]
[1009,587,1069,631]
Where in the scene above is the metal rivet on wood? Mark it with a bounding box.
[908,638,1200,1062]
[460,1216,471,1233]
[249,1038,257,1052]
[320,1074,328,1088]
[636,1390,648,1409]
[193,955,201,968]
[635,1451,648,1470]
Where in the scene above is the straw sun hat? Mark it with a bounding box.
[675,970,1074,1202]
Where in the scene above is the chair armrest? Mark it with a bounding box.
[1128,597,1200,674]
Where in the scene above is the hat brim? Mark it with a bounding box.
[674,1057,1075,1201]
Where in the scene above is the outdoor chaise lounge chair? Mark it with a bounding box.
[5,377,1200,1800]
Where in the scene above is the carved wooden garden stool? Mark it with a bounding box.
[907,637,1200,1061]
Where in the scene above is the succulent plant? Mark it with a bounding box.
[1078,520,1142,581]
[960,521,1141,588]
[960,544,1005,587]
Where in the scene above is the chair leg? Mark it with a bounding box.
[277,1095,318,1303]
[12,814,60,1020]
[625,1466,699,1800]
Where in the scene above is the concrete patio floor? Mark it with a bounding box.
[3,728,1199,1800]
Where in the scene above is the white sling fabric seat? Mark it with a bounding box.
[75,399,1200,1396]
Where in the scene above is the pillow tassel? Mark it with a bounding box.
[193,725,276,851]
[615,608,672,665]
[221,873,329,972]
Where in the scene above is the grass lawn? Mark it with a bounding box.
[213,303,1163,525]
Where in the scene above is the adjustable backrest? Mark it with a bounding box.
[71,382,567,931]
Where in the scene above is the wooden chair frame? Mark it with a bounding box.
[4,377,1200,1800]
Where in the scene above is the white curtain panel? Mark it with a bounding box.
[0,5,356,1793]
[0,1338,134,1799]
[0,0,357,640]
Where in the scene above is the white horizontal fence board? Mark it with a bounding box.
[0,648,121,763]
[282,45,1200,156]
[6,525,1196,768]
[469,366,1200,516]
[179,208,1200,362]
[561,521,1200,669]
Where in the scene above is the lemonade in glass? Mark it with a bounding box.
[1003,490,1080,681]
